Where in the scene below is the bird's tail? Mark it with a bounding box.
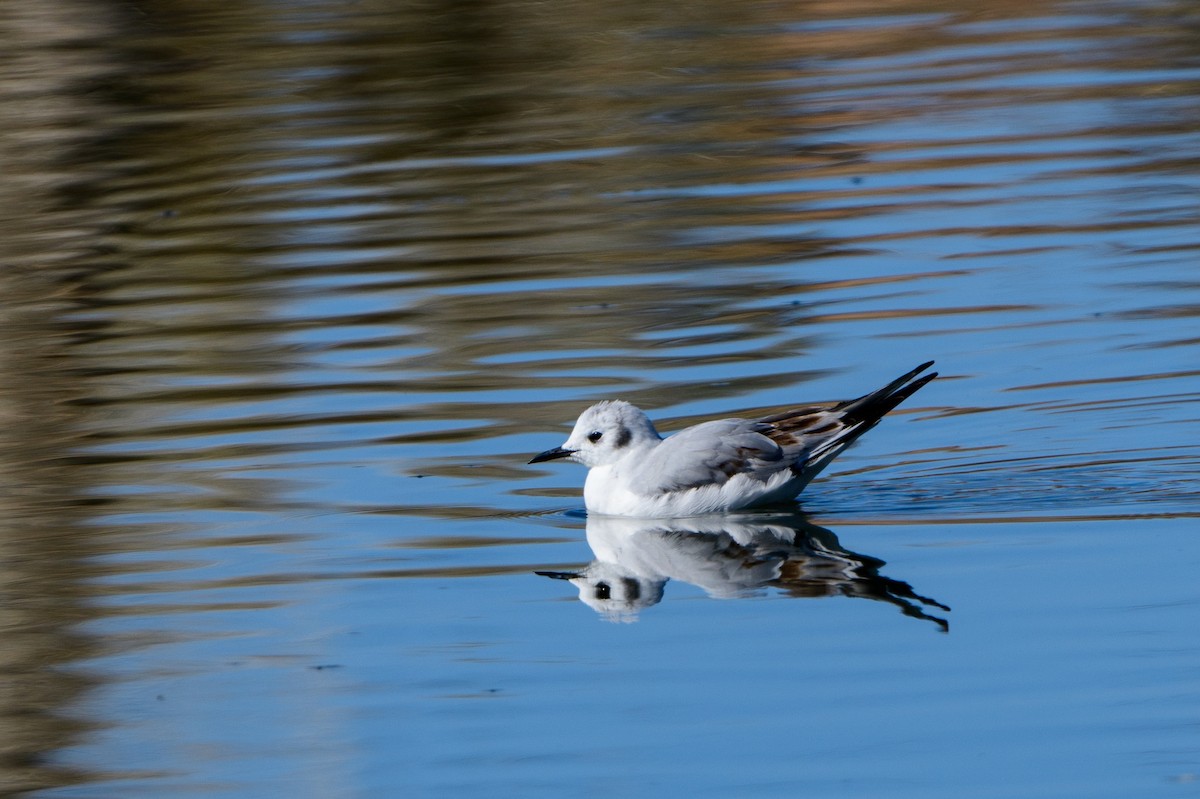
[801,360,937,480]
[836,360,937,427]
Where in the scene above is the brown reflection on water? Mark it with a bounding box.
[51,0,1197,467]
[0,286,99,795]
[0,3,125,793]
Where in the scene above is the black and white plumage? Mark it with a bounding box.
[529,361,937,516]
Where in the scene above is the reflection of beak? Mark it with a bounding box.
[535,570,582,580]
[529,446,576,464]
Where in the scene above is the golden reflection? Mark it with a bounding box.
[0,1,122,790]
[0,280,99,795]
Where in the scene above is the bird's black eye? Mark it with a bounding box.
[587,431,603,443]
[594,582,611,600]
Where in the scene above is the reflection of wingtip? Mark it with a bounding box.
[896,593,950,633]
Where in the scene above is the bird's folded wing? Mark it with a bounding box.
[753,407,853,459]
[632,419,785,494]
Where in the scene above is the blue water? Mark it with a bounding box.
[2,0,1199,797]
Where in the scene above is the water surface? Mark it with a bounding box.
[2,0,1199,796]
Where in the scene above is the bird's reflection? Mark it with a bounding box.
[538,514,950,631]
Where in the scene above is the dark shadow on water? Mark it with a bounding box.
[537,512,950,631]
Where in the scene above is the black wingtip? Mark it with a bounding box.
[839,361,937,425]
[896,360,936,387]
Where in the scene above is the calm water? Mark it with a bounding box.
[2,0,1199,796]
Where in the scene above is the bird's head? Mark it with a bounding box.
[529,400,661,468]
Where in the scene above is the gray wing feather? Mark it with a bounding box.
[633,419,785,493]
[623,362,937,497]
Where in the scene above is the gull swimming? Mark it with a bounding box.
[529,361,936,517]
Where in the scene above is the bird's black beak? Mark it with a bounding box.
[535,570,582,580]
[528,446,576,464]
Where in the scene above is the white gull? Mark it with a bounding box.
[529,361,936,517]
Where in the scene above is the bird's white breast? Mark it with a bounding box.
[583,458,804,517]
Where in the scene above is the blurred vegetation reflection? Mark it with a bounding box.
[0,2,122,792]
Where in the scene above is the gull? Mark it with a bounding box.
[529,361,936,517]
